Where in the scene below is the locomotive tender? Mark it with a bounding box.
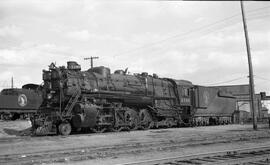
[0,84,43,120]
[32,61,235,135]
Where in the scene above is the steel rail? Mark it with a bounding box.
[1,132,270,164]
[118,145,270,165]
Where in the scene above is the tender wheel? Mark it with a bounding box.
[139,109,152,130]
[58,123,72,135]
[11,113,20,121]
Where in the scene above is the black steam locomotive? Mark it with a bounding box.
[32,61,235,135]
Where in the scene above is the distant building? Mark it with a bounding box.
[261,106,269,121]
[213,84,266,123]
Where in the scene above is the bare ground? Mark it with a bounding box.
[0,120,270,165]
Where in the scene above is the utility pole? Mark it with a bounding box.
[240,1,257,130]
[11,77,13,89]
[84,56,99,69]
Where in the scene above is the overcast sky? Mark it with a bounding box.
[0,0,269,94]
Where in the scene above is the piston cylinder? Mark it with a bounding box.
[71,103,97,128]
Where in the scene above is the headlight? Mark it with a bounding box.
[47,93,53,99]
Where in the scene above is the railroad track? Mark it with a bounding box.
[120,146,270,165]
[1,128,270,165]
[1,135,270,165]
[0,139,185,165]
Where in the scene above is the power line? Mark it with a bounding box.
[254,75,270,82]
[202,76,247,86]
[248,14,270,20]
[113,5,270,58]
[113,14,240,57]
[246,5,270,14]
[116,11,269,61]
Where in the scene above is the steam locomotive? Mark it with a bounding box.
[32,61,235,135]
[0,84,43,120]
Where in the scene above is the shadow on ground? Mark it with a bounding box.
[3,128,32,136]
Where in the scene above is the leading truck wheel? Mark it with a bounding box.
[58,123,71,136]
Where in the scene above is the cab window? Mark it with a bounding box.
[182,88,189,97]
